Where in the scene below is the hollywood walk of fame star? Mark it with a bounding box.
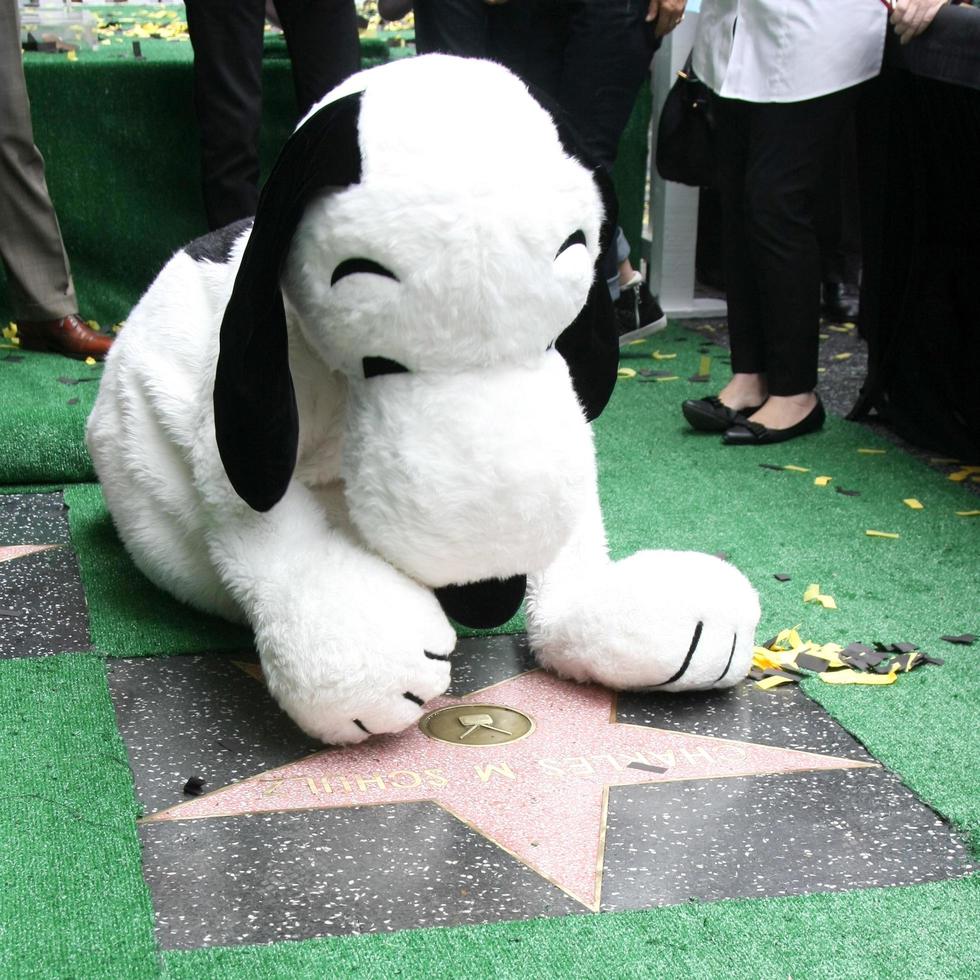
[143,668,877,909]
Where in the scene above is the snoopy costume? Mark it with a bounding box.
[87,56,760,745]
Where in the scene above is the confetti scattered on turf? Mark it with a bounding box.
[803,583,837,610]
[752,629,945,691]
[903,498,924,510]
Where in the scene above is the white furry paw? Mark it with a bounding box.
[255,568,456,744]
[528,549,760,692]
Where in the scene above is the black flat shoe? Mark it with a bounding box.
[682,395,765,433]
[722,397,826,445]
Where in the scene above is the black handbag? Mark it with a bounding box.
[656,53,717,187]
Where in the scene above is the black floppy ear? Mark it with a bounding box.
[525,86,620,423]
[213,91,364,512]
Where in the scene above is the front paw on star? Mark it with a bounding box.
[529,550,761,692]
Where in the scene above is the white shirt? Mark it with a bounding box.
[692,0,888,103]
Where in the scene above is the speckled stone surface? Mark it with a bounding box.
[111,637,976,948]
[600,767,976,909]
[141,804,584,950]
[617,681,874,762]
[0,493,91,657]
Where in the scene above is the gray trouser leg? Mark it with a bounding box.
[0,0,76,320]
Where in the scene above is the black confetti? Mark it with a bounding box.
[182,776,207,797]
[794,652,831,673]
[836,487,861,496]
[941,634,976,645]
[627,761,669,774]
[773,573,792,582]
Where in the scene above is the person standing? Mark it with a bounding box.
[682,0,948,445]
[185,0,360,231]
[0,0,111,360]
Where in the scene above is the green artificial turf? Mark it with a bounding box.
[1,325,978,978]
[0,653,158,980]
[0,348,100,485]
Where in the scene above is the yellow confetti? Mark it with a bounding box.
[818,668,899,686]
[956,510,980,517]
[819,333,830,340]
[866,530,899,539]
[783,465,810,473]
[85,320,101,333]
[858,448,887,455]
[833,352,852,361]
[698,355,711,376]
[84,356,97,366]
[842,322,857,330]
[757,675,796,690]
[627,339,646,347]
[817,367,827,374]
[814,476,833,487]
[803,583,837,610]
[617,367,636,380]
[770,627,803,652]
[828,325,853,333]
[66,50,78,62]
[651,351,676,361]
[949,467,980,482]
[2,323,17,340]
[753,649,785,673]
[655,375,679,382]
[903,498,924,510]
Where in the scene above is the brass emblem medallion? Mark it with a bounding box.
[419,703,535,746]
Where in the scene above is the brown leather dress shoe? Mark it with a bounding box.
[15,314,113,361]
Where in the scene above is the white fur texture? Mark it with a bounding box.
[87,55,760,745]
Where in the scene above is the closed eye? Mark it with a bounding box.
[330,258,400,286]
[555,230,587,259]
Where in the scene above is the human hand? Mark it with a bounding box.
[647,0,687,38]
[890,0,948,44]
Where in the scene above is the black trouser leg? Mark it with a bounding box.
[412,0,493,55]
[817,111,862,287]
[511,0,658,287]
[717,87,860,395]
[715,97,766,376]
[186,0,266,230]
[275,0,360,116]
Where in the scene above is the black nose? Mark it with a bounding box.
[362,356,410,379]
[435,575,527,629]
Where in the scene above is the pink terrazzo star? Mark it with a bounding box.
[0,544,57,564]
[144,669,875,909]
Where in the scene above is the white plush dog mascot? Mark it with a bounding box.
[88,55,760,744]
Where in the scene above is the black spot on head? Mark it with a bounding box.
[363,356,409,379]
[555,229,587,258]
[331,258,399,286]
[185,218,254,264]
